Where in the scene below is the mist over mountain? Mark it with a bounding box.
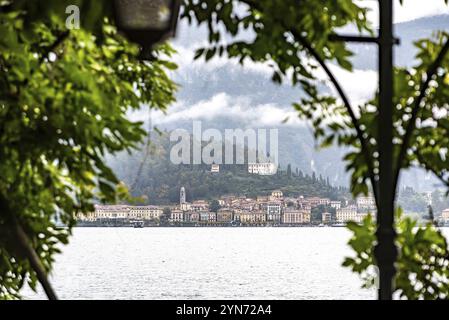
[350,15,449,70]
[111,15,449,192]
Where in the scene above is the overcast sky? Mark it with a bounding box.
[359,0,449,25]
[144,1,449,129]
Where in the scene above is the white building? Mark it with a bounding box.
[170,209,184,222]
[336,206,358,223]
[180,202,191,211]
[356,196,376,210]
[322,212,332,224]
[283,208,311,224]
[337,206,370,223]
[266,202,282,223]
[330,201,342,210]
[86,205,163,221]
[94,205,129,219]
[128,206,163,220]
[442,208,449,222]
[211,164,220,173]
[248,163,277,175]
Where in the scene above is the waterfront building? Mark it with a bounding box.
[94,205,129,220]
[240,211,266,224]
[128,206,163,220]
[207,212,217,222]
[77,210,96,222]
[189,211,200,222]
[199,211,216,223]
[183,210,191,222]
[356,196,376,211]
[89,205,165,222]
[170,209,184,222]
[191,200,209,211]
[253,210,267,223]
[322,212,332,224]
[336,206,358,223]
[216,208,233,223]
[283,208,310,224]
[266,202,282,224]
[302,210,311,224]
[232,209,243,223]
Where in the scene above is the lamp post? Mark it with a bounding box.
[374,0,397,301]
[113,0,181,59]
[331,0,398,300]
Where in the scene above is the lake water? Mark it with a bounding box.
[25,227,381,300]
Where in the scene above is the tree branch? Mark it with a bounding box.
[38,30,70,65]
[393,37,449,192]
[17,30,70,91]
[289,29,379,204]
[13,219,58,300]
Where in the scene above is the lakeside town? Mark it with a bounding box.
[76,187,449,227]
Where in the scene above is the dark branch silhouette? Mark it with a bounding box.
[393,37,449,192]
[289,29,379,205]
[14,220,58,300]
[38,30,70,65]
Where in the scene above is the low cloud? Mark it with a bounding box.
[130,43,379,131]
[150,92,302,128]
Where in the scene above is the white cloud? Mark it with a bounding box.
[150,92,302,128]
[151,2,449,130]
[137,41,380,130]
[148,65,377,129]
[327,65,378,108]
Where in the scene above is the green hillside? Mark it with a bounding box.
[107,132,349,205]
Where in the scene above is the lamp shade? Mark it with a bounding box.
[114,0,180,50]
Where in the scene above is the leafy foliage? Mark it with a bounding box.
[344,212,449,299]
[0,1,177,299]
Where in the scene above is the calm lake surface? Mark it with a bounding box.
[24,227,390,299]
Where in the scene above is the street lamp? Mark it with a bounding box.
[114,0,181,58]
[330,0,398,300]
